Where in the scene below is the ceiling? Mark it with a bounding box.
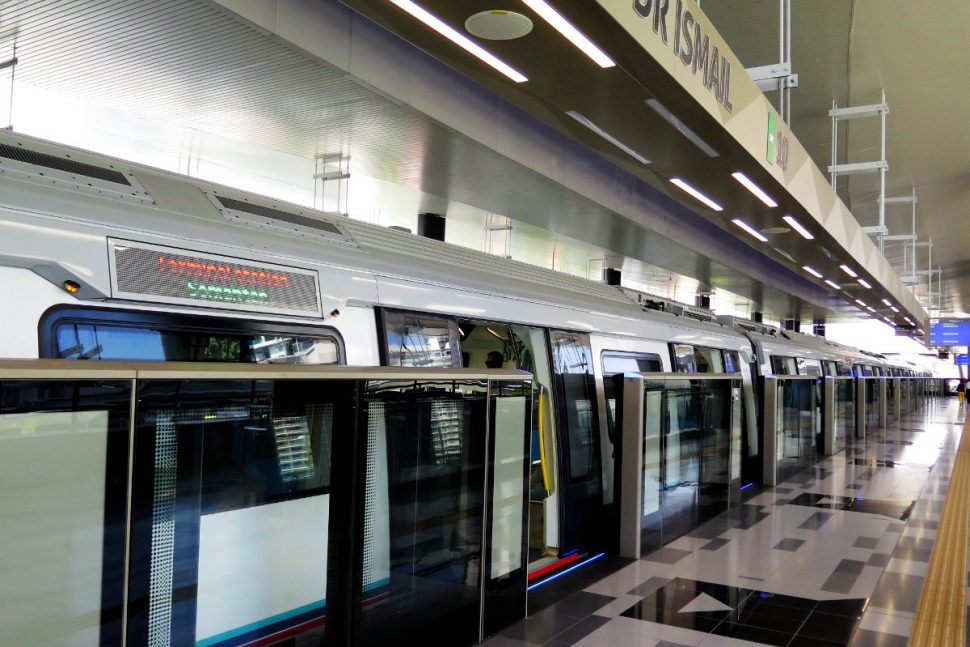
[702,0,970,315]
[0,0,941,328]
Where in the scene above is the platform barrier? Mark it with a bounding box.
[822,376,854,455]
[762,375,818,486]
[0,360,532,646]
[616,373,743,558]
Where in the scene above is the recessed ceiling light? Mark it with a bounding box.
[732,171,778,207]
[855,299,866,306]
[866,306,876,312]
[882,298,892,306]
[389,0,528,82]
[566,111,650,164]
[857,278,872,289]
[733,218,768,242]
[839,264,857,278]
[802,265,823,278]
[645,99,719,157]
[464,10,534,40]
[824,279,841,289]
[671,178,723,211]
[782,215,814,240]
[521,0,615,67]
[890,306,900,312]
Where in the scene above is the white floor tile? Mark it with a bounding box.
[885,558,928,576]
[859,610,914,636]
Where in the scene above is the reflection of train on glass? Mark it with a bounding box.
[0,133,928,645]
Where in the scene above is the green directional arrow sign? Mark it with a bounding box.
[766,112,776,165]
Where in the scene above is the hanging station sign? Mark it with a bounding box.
[631,0,733,112]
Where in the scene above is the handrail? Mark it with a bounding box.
[0,359,532,381]
[909,414,970,646]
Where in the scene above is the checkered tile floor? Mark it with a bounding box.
[486,397,966,647]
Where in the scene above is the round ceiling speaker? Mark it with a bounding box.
[465,10,533,40]
[760,226,790,235]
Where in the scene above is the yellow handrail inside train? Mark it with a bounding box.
[538,386,552,493]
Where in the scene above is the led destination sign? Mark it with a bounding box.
[111,241,321,316]
[929,319,970,347]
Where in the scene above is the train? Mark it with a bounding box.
[0,132,930,646]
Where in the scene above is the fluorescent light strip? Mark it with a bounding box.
[732,172,778,207]
[866,306,876,312]
[802,265,823,278]
[671,178,723,211]
[839,264,858,278]
[890,306,900,313]
[732,218,768,242]
[855,299,867,307]
[521,0,614,68]
[645,99,719,157]
[782,215,814,240]
[824,279,841,289]
[388,0,528,82]
[857,278,872,289]
[566,111,650,164]
[904,317,914,324]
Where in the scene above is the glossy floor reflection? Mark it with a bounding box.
[486,397,965,647]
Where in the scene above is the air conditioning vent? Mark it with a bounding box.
[682,309,717,324]
[0,143,131,185]
[211,194,355,247]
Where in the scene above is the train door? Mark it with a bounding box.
[454,319,559,572]
[549,330,604,554]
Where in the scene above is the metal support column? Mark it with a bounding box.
[822,377,836,455]
[619,375,644,559]
[746,0,797,124]
[879,378,888,429]
[763,377,779,485]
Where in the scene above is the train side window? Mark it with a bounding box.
[723,350,741,373]
[771,356,798,375]
[694,346,724,373]
[796,357,822,377]
[381,308,459,368]
[550,331,599,484]
[671,344,697,372]
[42,306,343,364]
[602,351,662,441]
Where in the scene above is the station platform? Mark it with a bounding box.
[487,397,968,647]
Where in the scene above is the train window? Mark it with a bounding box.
[823,361,838,377]
[602,351,663,444]
[771,356,798,375]
[41,306,343,364]
[672,344,724,373]
[796,357,822,377]
[694,347,724,373]
[837,361,853,376]
[382,309,459,368]
[550,331,599,484]
[671,344,696,372]
[601,352,662,375]
[723,351,741,373]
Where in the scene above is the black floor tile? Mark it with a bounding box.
[813,597,868,617]
[526,555,629,615]
[709,620,792,646]
[730,599,811,633]
[789,635,848,646]
[750,590,818,611]
[798,610,862,643]
[547,591,615,618]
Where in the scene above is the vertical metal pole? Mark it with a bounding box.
[778,0,784,120]
[878,89,887,253]
[5,43,14,131]
[830,100,838,190]
[619,376,645,559]
[785,0,792,124]
[911,192,917,281]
